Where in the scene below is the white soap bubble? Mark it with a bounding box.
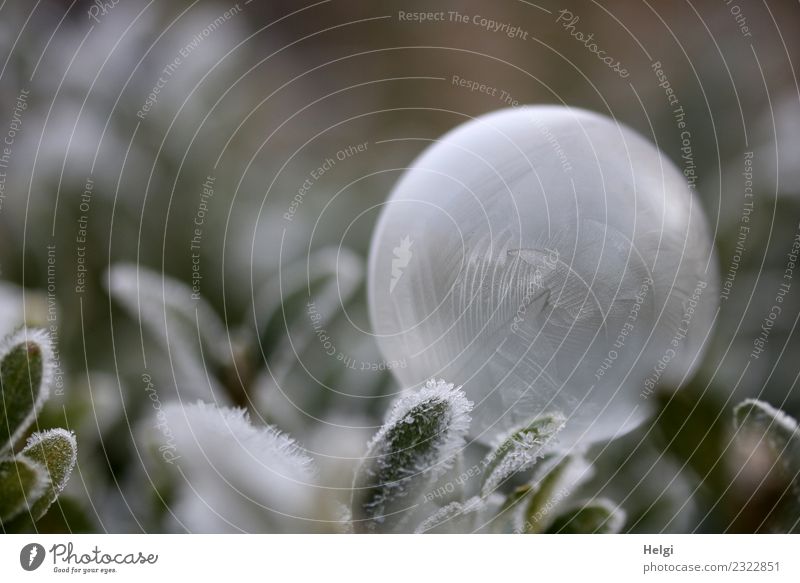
[368,106,719,451]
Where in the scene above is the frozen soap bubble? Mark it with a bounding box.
[368,106,718,452]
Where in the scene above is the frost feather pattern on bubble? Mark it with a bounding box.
[368,106,719,450]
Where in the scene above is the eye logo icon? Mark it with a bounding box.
[20,543,46,571]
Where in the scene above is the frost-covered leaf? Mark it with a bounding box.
[0,329,53,454]
[25,495,95,534]
[518,454,593,533]
[105,264,231,397]
[0,457,48,523]
[481,412,565,497]
[352,379,472,533]
[21,428,78,520]
[732,399,800,533]
[734,399,799,453]
[152,401,319,532]
[415,496,483,533]
[546,498,626,533]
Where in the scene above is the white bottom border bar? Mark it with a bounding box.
[1,534,798,582]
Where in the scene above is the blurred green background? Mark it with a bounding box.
[0,0,799,532]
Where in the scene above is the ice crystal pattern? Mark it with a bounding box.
[368,106,719,450]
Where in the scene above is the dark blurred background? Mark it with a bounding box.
[1,0,799,532]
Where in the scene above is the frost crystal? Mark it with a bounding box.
[0,328,55,455]
[368,379,473,477]
[352,379,473,532]
[158,401,318,532]
[415,496,483,533]
[22,428,78,519]
[481,413,566,497]
[733,398,800,511]
[734,399,799,435]
[517,454,594,533]
[0,457,49,523]
[23,428,78,496]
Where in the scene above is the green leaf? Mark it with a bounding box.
[481,413,565,497]
[0,457,48,524]
[21,428,78,521]
[0,329,52,454]
[490,483,534,533]
[18,495,95,534]
[352,379,472,533]
[731,399,800,533]
[521,454,592,533]
[734,399,799,453]
[546,498,626,533]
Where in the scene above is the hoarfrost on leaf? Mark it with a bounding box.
[154,401,319,533]
[514,454,594,533]
[733,398,800,481]
[415,496,483,533]
[734,399,799,437]
[352,379,473,533]
[732,398,800,532]
[481,412,566,497]
[0,457,49,524]
[21,428,78,520]
[0,328,55,456]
